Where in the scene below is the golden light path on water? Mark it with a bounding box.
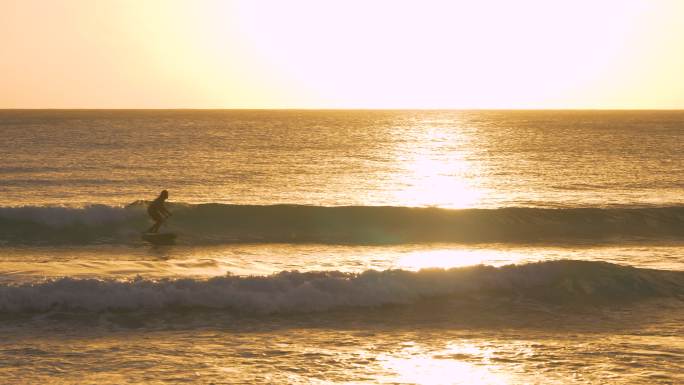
[395,248,530,270]
[394,156,483,208]
[377,342,513,385]
[391,118,484,209]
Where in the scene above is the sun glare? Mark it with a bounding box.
[2,0,683,108]
[224,0,666,108]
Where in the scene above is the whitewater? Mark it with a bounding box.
[1,110,683,384]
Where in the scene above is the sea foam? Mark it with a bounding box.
[1,261,682,314]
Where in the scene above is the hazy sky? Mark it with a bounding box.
[2,0,683,109]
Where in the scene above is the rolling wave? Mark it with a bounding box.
[3,203,684,245]
[1,261,682,314]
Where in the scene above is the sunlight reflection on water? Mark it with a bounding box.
[378,342,511,385]
[395,248,529,270]
[390,119,485,209]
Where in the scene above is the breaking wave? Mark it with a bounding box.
[3,203,684,245]
[1,261,682,314]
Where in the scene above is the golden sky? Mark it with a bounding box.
[1,0,683,109]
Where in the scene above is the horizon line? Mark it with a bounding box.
[2,107,684,111]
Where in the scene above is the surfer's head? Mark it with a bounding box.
[160,190,169,200]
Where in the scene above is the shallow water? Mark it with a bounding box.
[2,297,682,384]
[2,243,684,283]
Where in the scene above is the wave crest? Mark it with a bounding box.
[1,261,682,314]
[3,203,684,244]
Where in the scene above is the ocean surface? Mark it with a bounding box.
[1,110,683,384]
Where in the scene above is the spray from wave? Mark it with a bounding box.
[3,203,684,245]
[1,260,682,314]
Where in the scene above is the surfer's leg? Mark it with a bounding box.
[147,211,163,233]
[148,220,162,233]
[147,221,160,233]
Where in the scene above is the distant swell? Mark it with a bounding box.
[1,261,682,314]
[3,203,684,245]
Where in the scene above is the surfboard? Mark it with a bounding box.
[142,232,177,245]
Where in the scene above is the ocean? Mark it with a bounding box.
[0,110,683,384]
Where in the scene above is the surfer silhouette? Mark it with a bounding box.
[146,190,171,233]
